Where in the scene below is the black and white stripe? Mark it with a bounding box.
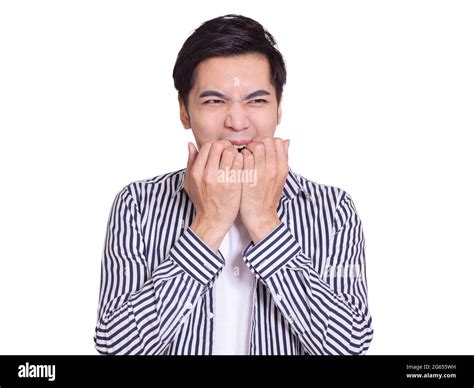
[94,168,373,355]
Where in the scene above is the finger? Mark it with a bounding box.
[263,137,277,175]
[218,139,233,147]
[241,148,255,180]
[274,138,287,168]
[250,135,264,143]
[186,142,198,171]
[205,140,232,175]
[245,141,265,177]
[220,146,238,171]
[231,151,243,171]
[193,142,212,173]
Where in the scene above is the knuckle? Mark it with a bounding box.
[242,149,252,158]
[211,144,223,154]
[201,142,212,150]
[203,173,213,185]
[223,147,236,156]
[268,168,277,178]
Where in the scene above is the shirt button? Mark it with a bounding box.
[275,294,282,302]
[288,315,294,323]
[185,302,193,309]
[208,312,214,319]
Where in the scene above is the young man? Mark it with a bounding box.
[94,14,373,355]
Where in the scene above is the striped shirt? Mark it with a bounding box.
[94,168,374,355]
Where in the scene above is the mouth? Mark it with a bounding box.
[228,139,251,152]
[233,145,246,152]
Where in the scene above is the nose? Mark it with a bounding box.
[224,103,250,132]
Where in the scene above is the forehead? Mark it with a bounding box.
[193,53,272,90]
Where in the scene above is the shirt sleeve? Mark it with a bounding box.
[242,191,374,355]
[94,186,224,355]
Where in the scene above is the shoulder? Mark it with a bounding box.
[114,168,186,207]
[290,169,352,207]
[290,170,361,228]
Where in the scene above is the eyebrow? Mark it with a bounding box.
[198,89,271,100]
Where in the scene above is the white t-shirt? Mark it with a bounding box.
[213,214,255,355]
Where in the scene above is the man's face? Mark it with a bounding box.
[179,53,282,149]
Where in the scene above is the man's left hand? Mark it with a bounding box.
[239,137,290,244]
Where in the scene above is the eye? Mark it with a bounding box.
[204,99,225,104]
[249,99,268,104]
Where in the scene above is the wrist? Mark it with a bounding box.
[190,216,227,252]
[246,214,281,244]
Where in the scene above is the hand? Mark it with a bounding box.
[184,140,243,251]
[239,137,290,244]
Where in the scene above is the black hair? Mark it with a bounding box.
[172,14,287,107]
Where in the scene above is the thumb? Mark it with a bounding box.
[187,142,198,170]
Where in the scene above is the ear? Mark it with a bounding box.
[178,96,191,129]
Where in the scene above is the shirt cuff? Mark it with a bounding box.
[243,222,301,281]
[168,227,225,285]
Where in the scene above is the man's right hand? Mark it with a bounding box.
[184,140,243,252]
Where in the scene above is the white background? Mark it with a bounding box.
[0,0,473,355]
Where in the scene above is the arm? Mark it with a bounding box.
[243,192,373,355]
[94,186,224,355]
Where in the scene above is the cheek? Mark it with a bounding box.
[250,110,278,135]
[190,112,223,142]
[196,112,222,131]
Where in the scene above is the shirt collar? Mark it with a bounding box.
[172,166,311,201]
